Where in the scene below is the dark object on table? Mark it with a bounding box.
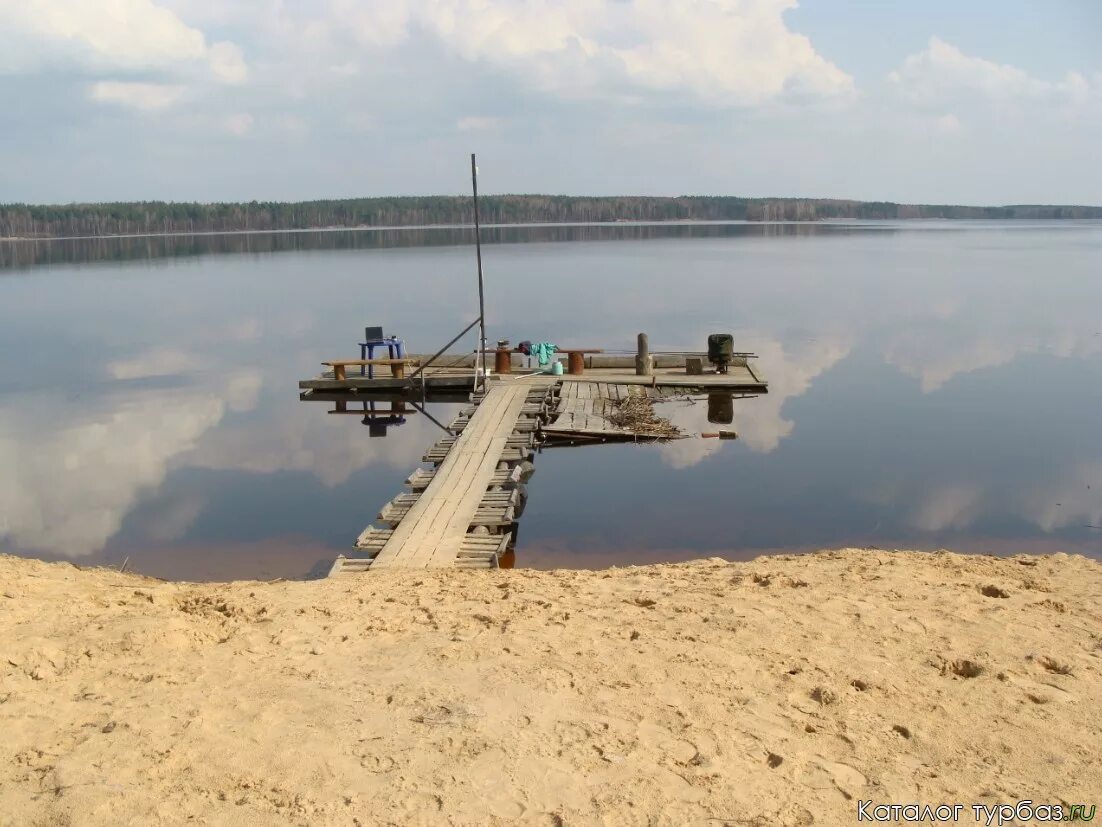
[359,326,405,377]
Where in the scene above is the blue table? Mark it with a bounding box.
[358,336,405,377]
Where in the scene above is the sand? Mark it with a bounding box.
[1,549,1100,826]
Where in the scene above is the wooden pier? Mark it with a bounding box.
[329,382,554,575]
[317,354,767,576]
[299,353,768,396]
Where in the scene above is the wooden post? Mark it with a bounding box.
[635,332,653,376]
[333,364,346,381]
[471,153,487,392]
[567,352,585,375]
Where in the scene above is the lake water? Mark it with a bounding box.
[2,221,1100,580]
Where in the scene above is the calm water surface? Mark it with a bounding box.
[2,221,1100,579]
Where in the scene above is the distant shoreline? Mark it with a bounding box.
[3,215,1102,244]
[4,194,1101,241]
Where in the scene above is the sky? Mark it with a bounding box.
[0,0,1099,205]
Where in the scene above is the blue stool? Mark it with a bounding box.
[358,326,405,378]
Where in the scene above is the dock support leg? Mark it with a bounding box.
[635,332,653,376]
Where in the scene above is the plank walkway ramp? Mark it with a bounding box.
[330,382,548,574]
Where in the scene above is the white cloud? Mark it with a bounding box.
[0,1,248,91]
[89,81,184,111]
[3,2,1098,203]
[140,492,206,542]
[328,0,414,48]
[345,112,376,133]
[606,0,854,105]
[886,328,1102,394]
[0,389,225,556]
[0,339,264,558]
[457,116,502,131]
[223,112,255,136]
[278,114,310,135]
[256,0,853,107]
[224,373,262,412]
[659,432,722,470]
[182,401,443,488]
[908,483,983,532]
[0,0,205,72]
[732,334,852,454]
[889,37,1095,108]
[886,335,1016,394]
[108,347,201,378]
[207,40,248,84]
[1022,465,1102,533]
[933,113,960,134]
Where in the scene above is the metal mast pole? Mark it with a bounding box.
[471,153,487,392]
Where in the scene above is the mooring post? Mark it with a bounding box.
[635,332,653,376]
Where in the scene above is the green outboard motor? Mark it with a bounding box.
[707,333,735,374]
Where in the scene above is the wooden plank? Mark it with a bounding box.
[406,466,516,491]
[425,390,530,568]
[353,527,508,554]
[371,384,528,569]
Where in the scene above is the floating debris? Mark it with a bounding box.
[605,395,680,439]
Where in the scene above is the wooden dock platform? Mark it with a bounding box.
[329,382,552,575]
[299,353,767,396]
[320,355,768,575]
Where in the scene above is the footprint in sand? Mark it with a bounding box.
[658,738,700,765]
[796,758,869,801]
[358,753,397,774]
[554,720,590,745]
[1036,655,1074,676]
[941,658,983,679]
[395,791,444,822]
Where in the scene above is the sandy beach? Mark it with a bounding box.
[1,548,1099,825]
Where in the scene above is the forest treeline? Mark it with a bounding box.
[2,195,1099,238]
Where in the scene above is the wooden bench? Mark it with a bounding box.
[323,358,419,381]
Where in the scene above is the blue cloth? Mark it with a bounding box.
[529,342,557,367]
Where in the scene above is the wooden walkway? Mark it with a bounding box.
[323,366,768,575]
[329,383,549,574]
